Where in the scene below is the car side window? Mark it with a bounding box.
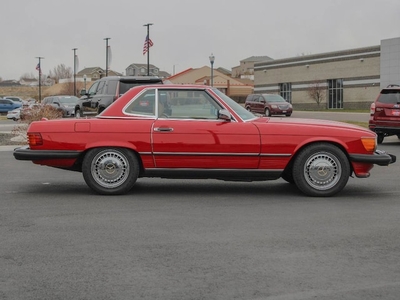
[162,89,221,119]
[96,81,106,94]
[125,89,156,116]
[87,81,100,96]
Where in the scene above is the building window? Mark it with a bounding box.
[328,79,343,109]
[279,83,292,103]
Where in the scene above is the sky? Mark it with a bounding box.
[1,0,400,80]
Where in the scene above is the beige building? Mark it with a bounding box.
[166,66,253,102]
[254,46,382,110]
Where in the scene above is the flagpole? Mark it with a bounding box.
[35,57,44,102]
[72,48,77,96]
[143,23,153,76]
[104,38,111,77]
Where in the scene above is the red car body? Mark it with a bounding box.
[14,84,395,197]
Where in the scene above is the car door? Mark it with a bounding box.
[0,99,14,112]
[81,81,106,116]
[151,88,261,169]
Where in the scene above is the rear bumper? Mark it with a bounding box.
[13,146,82,161]
[369,124,400,135]
[349,150,396,166]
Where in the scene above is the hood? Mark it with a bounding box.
[253,117,372,134]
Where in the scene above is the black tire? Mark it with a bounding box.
[265,108,270,117]
[397,134,400,140]
[377,133,384,144]
[82,147,139,195]
[292,143,350,197]
[246,106,251,112]
[286,114,291,117]
[75,109,81,118]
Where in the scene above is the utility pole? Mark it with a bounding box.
[35,57,44,102]
[143,23,153,76]
[104,38,111,77]
[72,48,77,96]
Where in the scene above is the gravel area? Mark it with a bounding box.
[0,133,26,146]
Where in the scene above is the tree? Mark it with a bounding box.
[307,80,326,107]
[48,64,72,83]
[20,72,36,80]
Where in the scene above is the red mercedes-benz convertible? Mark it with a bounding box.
[14,84,396,197]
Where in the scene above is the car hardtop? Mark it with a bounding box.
[99,75,163,83]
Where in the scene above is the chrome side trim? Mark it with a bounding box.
[147,152,292,157]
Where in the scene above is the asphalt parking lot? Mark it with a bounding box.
[1,136,400,299]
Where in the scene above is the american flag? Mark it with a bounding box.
[142,34,153,55]
[35,63,41,74]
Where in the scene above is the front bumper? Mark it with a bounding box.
[349,150,396,166]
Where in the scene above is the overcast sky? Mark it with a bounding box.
[1,0,399,80]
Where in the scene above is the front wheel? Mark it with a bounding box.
[75,109,82,118]
[264,108,270,117]
[292,143,350,197]
[82,148,139,195]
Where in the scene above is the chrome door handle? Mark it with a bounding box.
[154,127,173,132]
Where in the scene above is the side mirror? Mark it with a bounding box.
[217,109,231,121]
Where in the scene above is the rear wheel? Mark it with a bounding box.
[264,108,270,117]
[82,147,139,195]
[292,143,350,197]
[246,106,251,112]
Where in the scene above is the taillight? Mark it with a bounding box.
[370,103,375,115]
[28,133,43,146]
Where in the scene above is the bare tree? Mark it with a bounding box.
[20,72,36,80]
[307,80,326,107]
[48,64,73,83]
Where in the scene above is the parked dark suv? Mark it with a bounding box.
[369,84,400,144]
[75,76,163,118]
[245,93,292,117]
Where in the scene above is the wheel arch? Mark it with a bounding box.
[283,140,353,176]
[73,144,145,175]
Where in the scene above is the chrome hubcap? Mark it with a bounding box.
[304,152,341,190]
[91,150,129,188]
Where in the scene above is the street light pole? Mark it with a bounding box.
[72,48,77,96]
[209,53,215,87]
[35,56,44,101]
[104,38,111,77]
[83,74,87,91]
[143,23,153,76]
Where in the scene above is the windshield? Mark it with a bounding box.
[211,89,256,121]
[263,94,287,102]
